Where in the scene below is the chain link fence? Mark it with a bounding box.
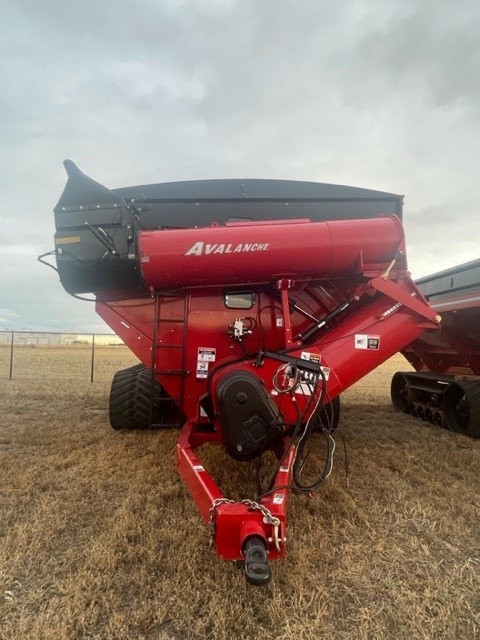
[0,331,139,382]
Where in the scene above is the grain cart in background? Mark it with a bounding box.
[44,160,440,584]
[392,258,480,438]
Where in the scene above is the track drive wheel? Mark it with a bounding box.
[109,363,180,430]
[391,372,410,413]
[443,380,480,438]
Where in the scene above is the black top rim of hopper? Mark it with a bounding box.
[54,161,404,226]
[113,177,403,204]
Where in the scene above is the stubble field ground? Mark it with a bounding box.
[0,347,478,639]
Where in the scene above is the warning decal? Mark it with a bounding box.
[196,348,216,379]
[198,347,216,362]
[196,362,209,379]
[300,351,320,364]
[355,334,380,350]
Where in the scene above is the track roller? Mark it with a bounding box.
[443,380,480,438]
[433,412,443,427]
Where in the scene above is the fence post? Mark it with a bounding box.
[9,331,14,380]
[90,333,96,383]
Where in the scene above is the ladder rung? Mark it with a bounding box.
[155,369,190,376]
[154,344,183,349]
[150,422,183,428]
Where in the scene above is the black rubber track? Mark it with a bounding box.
[109,363,180,430]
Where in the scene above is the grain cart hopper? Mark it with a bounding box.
[46,160,440,584]
[392,258,480,438]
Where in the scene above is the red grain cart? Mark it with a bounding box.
[45,161,439,584]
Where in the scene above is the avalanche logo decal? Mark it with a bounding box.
[184,242,270,256]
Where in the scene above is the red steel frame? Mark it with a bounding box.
[176,423,295,559]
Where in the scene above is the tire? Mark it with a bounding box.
[109,363,181,430]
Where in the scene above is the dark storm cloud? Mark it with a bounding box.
[1,0,479,329]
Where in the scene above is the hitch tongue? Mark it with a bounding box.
[243,536,271,586]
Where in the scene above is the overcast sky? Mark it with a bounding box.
[1,0,479,333]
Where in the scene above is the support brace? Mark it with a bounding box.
[371,275,441,326]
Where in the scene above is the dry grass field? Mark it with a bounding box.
[0,348,479,639]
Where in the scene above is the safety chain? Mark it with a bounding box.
[208,498,282,551]
[241,499,281,527]
[209,498,235,547]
